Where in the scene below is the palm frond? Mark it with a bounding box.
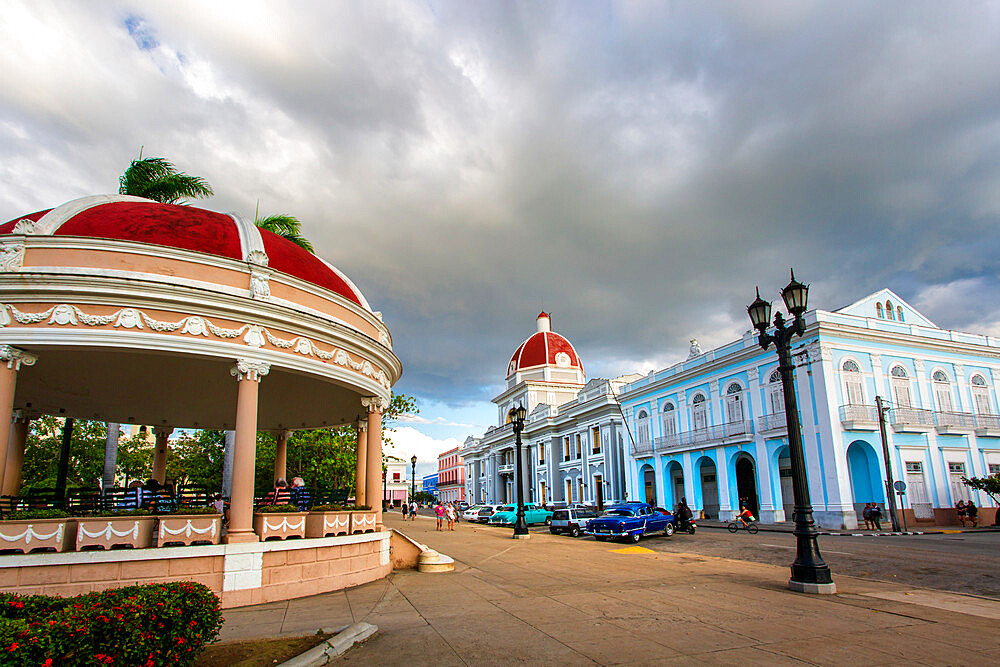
[119,157,213,203]
[255,214,315,253]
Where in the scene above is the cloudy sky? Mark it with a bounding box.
[3,1,1000,475]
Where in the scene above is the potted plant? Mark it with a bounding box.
[305,504,352,538]
[157,506,224,546]
[252,504,306,541]
[0,509,75,553]
[349,504,377,534]
[75,509,157,550]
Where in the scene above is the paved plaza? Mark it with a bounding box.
[218,513,1000,665]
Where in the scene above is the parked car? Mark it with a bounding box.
[462,505,485,521]
[488,503,553,526]
[474,504,504,523]
[585,502,675,543]
[550,507,599,537]
[458,501,470,511]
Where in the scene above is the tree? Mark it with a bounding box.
[119,154,213,204]
[21,417,106,493]
[254,211,315,253]
[116,432,153,488]
[963,475,1000,526]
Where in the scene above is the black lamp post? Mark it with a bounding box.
[748,269,835,594]
[410,455,417,503]
[507,404,530,539]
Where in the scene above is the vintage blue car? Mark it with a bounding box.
[585,503,675,543]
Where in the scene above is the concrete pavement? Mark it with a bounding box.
[219,513,1000,665]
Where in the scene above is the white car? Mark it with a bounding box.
[462,505,485,521]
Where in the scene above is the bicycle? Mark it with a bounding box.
[727,519,758,534]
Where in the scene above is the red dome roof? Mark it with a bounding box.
[1,197,366,308]
[507,313,582,376]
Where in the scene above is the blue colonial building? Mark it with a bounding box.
[618,289,1000,529]
[422,473,439,500]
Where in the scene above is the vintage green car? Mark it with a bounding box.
[488,503,553,526]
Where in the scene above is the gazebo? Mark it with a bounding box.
[0,195,402,606]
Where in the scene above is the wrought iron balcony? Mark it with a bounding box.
[497,463,515,475]
[631,438,654,457]
[757,412,787,433]
[651,420,754,454]
[975,413,1000,435]
[889,407,935,432]
[934,410,977,433]
[839,404,878,431]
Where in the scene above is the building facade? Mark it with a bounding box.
[382,460,411,507]
[422,473,439,499]
[462,313,633,509]
[618,289,1000,529]
[437,447,465,502]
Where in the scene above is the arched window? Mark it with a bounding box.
[691,393,708,431]
[725,383,744,423]
[636,409,650,444]
[890,365,911,407]
[971,375,992,416]
[876,302,884,318]
[842,359,864,405]
[767,369,784,413]
[897,306,904,322]
[660,402,677,437]
[886,300,895,320]
[932,370,953,412]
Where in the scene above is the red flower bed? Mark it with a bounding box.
[0,582,222,666]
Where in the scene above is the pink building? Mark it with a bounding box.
[437,447,465,503]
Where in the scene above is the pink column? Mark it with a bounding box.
[2,412,31,496]
[355,419,368,504]
[225,359,270,544]
[362,397,386,528]
[0,347,36,494]
[274,429,291,482]
[151,427,173,484]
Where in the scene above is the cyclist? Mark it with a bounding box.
[735,504,754,528]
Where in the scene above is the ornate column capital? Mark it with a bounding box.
[0,345,36,371]
[230,358,270,382]
[357,419,368,432]
[913,359,925,373]
[954,364,965,379]
[152,426,174,440]
[275,429,292,441]
[361,396,389,413]
[870,352,882,369]
[11,409,33,424]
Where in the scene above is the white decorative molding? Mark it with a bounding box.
[0,241,25,272]
[361,396,390,413]
[79,521,140,541]
[262,516,306,533]
[0,523,63,545]
[954,364,965,379]
[231,359,271,383]
[378,330,391,348]
[229,213,268,266]
[250,267,271,300]
[324,515,350,531]
[357,419,368,432]
[246,249,269,267]
[0,302,392,389]
[870,353,882,368]
[12,219,38,235]
[914,359,925,373]
[0,345,37,371]
[159,519,218,540]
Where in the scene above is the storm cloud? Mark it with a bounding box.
[2,1,999,406]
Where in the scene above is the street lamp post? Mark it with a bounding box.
[747,269,835,594]
[411,455,417,503]
[507,404,530,539]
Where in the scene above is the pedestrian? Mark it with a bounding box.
[871,503,883,530]
[435,502,445,530]
[290,477,310,511]
[862,502,873,530]
[956,500,967,527]
[445,503,456,530]
[966,499,979,527]
[402,501,409,519]
[409,499,418,520]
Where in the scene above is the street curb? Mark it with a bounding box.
[277,622,378,667]
[701,524,1000,537]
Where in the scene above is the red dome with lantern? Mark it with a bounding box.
[507,312,583,378]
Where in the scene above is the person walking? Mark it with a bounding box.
[966,499,979,527]
[435,502,445,530]
[445,502,457,530]
[409,499,418,520]
[871,503,883,530]
[862,502,873,530]
[956,500,967,527]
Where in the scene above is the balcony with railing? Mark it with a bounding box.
[975,413,1000,436]
[757,412,787,434]
[934,410,977,434]
[651,420,754,454]
[631,437,654,457]
[839,404,879,431]
[497,463,515,475]
[889,407,935,433]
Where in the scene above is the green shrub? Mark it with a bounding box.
[3,509,70,521]
[255,504,300,514]
[309,505,345,512]
[167,506,218,516]
[79,509,151,518]
[0,581,222,666]
[351,505,372,511]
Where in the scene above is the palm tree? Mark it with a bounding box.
[119,154,213,204]
[254,205,314,253]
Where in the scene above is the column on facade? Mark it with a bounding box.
[2,411,31,496]
[868,351,899,508]
[151,426,173,484]
[681,451,697,511]
[355,419,367,504]
[101,422,120,491]
[363,396,386,527]
[747,365,779,521]
[0,347,36,494]
[225,359,269,543]
[913,359,947,507]
[716,446,732,520]
[222,430,235,498]
[955,364,986,481]
[709,380,721,428]
[274,429,291,482]
[807,343,856,527]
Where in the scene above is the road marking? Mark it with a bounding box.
[611,546,656,554]
[763,543,853,556]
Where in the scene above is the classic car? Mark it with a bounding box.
[585,502,675,542]
[488,503,553,526]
